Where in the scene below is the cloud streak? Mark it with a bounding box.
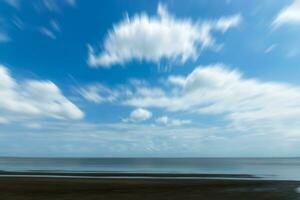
[39,27,56,40]
[0,32,10,43]
[0,65,84,124]
[88,4,241,68]
[4,0,20,8]
[156,116,191,126]
[2,119,299,157]
[77,84,119,103]
[272,0,300,28]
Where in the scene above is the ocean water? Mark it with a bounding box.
[1,157,300,181]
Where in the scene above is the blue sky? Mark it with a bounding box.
[1,0,300,157]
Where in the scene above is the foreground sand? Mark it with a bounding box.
[0,177,300,200]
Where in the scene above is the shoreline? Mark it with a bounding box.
[0,170,259,179]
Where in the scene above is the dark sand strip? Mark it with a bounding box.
[0,170,257,179]
[0,176,300,200]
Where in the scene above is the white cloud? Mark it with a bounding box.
[167,75,186,86]
[215,15,241,32]
[111,64,300,135]
[88,4,241,68]
[156,116,191,126]
[125,108,152,122]
[78,63,300,135]
[0,65,84,123]
[272,0,300,28]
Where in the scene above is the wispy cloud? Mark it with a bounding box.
[272,0,300,29]
[264,44,277,54]
[0,32,10,43]
[11,16,25,30]
[4,0,20,9]
[88,3,241,68]
[0,117,10,124]
[2,119,298,157]
[38,19,61,39]
[65,0,76,7]
[0,120,226,157]
[42,0,76,12]
[50,19,60,31]
[39,27,56,40]
[77,84,119,103]
[156,116,191,126]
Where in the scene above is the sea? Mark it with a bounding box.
[1,157,300,181]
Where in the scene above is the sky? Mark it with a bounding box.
[1,0,300,157]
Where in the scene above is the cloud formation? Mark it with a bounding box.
[88,4,241,68]
[124,64,300,133]
[125,108,152,122]
[272,0,300,28]
[79,63,300,136]
[0,65,84,124]
[4,118,299,157]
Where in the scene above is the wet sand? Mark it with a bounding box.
[0,170,257,178]
[0,174,300,200]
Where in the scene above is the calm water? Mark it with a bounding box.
[1,157,300,181]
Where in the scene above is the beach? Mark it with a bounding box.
[0,174,299,200]
[1,158,300,199]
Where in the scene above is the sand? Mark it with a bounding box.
[0,175,300,200]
